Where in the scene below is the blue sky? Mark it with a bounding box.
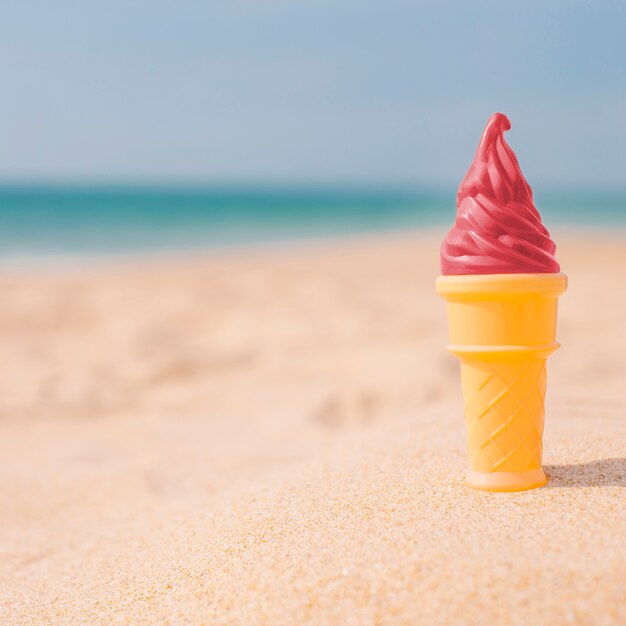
[1,1,625,186]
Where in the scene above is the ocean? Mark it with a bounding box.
[0,185,624,260]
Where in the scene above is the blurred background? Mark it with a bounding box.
[1,0,625,258]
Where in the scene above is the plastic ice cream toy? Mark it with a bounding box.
[436,113,567,492]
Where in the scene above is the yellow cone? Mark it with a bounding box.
[436,273,567,492]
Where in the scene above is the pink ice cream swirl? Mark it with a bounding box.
[440,113,560,275]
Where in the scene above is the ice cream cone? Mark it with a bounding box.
[436,273,567,492]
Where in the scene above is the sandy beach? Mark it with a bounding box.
[1,231,624,625]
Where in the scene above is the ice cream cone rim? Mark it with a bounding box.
[436,272,567,301]
[448,342,560,362]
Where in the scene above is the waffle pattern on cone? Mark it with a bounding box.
[460,358,546,473]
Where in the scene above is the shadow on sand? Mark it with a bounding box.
[545,458,626,488]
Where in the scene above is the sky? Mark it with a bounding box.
[1,0,625,187]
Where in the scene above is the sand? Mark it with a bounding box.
[0,232,624,625]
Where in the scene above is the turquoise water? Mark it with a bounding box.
[0,185,624,259]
